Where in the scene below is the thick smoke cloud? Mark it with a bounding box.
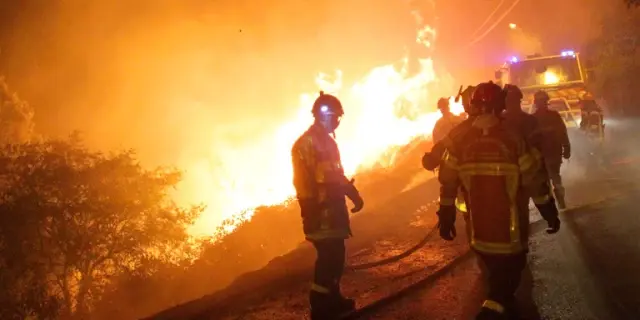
[0,1,416,162]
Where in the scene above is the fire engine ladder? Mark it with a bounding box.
[522,97,581,129]
[552,97,581,129]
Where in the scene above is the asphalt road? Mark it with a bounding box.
[364,174,640,320]
[364,120,640,320]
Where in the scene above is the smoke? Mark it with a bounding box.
[507,26,543,56]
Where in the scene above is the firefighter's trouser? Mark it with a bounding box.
[545,161,565,207]
[460,209,490,278]
[310,238,346,293]
[309,239,348,319]
[476,252,527,318]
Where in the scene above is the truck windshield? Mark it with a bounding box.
[510,57,582,88]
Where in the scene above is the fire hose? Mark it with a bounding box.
[345,222,439,271]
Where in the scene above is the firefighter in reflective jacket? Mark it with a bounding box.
[291,91,365,320]
[437,82,560,319]
[532,90,571,209]
[423,87,477,218]
[432,97,464,143]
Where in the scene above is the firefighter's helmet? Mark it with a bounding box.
[460,85,477,114]
[471,81,506,114]
[534,90,550,104]
[312,91,344,117]
[437,97,449,110]
[504,84,523,101]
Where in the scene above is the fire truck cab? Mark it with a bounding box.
[494,50,596,129]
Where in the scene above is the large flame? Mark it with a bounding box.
[176,23,463,237]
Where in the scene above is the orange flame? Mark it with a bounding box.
[175,24,462,237]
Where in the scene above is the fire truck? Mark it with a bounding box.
[495,50,606,164]
[494,50,600,130]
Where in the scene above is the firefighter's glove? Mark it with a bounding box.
[346,179,364,213]
[422,152,438,171]
[562,145,571,160]
[422,142,446,171]
[436,205,457,241]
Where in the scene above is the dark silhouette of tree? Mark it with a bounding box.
[585,5,639,114]
[0,136,202,319]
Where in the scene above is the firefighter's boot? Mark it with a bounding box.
[535,198,560,232]
[310,291,337,320]
[330,286,356,315]
[505,300,520,320]
[476,300,508,320]
[476,307,508,320]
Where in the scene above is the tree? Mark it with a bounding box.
[585,5,640,114]
[0,136,202,319]
[0,77,35,144]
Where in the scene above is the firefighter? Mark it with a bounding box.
[503,84,538,143]
[437,82,560,319]
[422,87,477,171]
[503,84,561,231]
[291,91,365,320]
[532,90,571,209]
[579,92,604,135]
[423,87,477,228]
[432,97,465,143]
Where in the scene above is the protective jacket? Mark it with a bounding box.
[503,108,540,149]
[424,117,475,213]
[424,116,476,170]
[432,113,464,143]
[533,108,570,165]
[292,123,360,240]
[439,114,543,255]
[502,108,552,206]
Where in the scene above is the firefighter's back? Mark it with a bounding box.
[448,114,530,252]
[503,109,545,154]
[533,108,566,161]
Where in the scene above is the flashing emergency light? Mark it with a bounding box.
[509,56,518,63]
[561,50,575,57]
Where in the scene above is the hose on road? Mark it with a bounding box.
[342,249,474,320]
[345,222,440,271]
